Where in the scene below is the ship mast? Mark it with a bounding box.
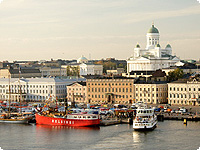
[19,67,22,115]
[8,74,11,117]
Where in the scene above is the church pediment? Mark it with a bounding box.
[13,79,27,84]
[136,57,150,61]
[172,56,180,61]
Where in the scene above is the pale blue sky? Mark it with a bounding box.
[0,0,199,61]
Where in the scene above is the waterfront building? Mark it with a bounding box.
[127,23,180,73]
[134,82,168,104]
[66,81,87,104]
[134,70,168,104]
[168,78,200,106]
[0,77,85,102]
[86,76,135,104]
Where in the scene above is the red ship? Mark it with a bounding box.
[35,113,100,127]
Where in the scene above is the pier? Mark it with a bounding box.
[157,113,200,121]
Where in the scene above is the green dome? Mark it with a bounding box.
[155,44,160,47]
[135,43,140,48]
[166,44,171,48]
[147,24,159,33]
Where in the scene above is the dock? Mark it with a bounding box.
[100,117,132,126]
[157,113,200,121]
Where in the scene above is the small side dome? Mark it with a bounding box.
[77,55,88,63]
[147,24,159,33]
[155,44,161,47]
[135,43,140,48]
[166,44,171,48]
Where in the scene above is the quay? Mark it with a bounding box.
[100,117,132,126]
[157,113,200,121]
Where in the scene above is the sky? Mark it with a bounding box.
[0,0,199,61]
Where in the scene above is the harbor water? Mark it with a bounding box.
[0,121,200,150]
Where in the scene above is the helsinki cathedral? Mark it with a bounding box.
[127,23,180,73]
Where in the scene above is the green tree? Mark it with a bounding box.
[168,68,183,81]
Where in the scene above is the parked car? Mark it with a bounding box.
[171,110,175,113]
[154,108,161,112]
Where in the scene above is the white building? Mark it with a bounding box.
[0,77,85,102]
[127,23,180,73]
[77,55,88,64]
[40,66,67,77]
[62,55,103,76]
[168,78,200,106]
[79,63,103,76]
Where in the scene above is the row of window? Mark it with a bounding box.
[68,88,86,91]
[135,93,167,97]
[88,94,132,99]
[169,94,200,99]
[169,100,188,104]
[0,89,54,94]
[88,83,132,86]
[0,85,66,89]
[68,93,85,96]
[135,87,167,91]
[169,87,200,92]
[0,95,65,100]
[88,87,132,93]
[90,100,129,104]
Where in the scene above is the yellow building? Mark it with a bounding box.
[86,76,135,105]
[66,82,87,104]
[134,83,168,104]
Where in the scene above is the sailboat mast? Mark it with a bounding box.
[8,74,11,117]
[19,67,22,115]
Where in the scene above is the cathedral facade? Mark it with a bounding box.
[127,23,180,73]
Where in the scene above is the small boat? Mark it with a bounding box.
[35,113,100,127]
[0,115,30,124]
[133,107,157,130]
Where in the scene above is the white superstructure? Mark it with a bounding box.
[133,107,157,130]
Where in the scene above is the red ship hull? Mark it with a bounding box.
[35,114,100,127]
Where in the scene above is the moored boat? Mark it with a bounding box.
[133,107,157,130]
[35,113,100,127]
[0,114,30,124]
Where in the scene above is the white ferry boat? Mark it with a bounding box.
[133,107,157,130]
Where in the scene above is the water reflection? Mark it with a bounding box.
[132,131,140,143]
[132,130,153,143]
[36,124,100,131]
